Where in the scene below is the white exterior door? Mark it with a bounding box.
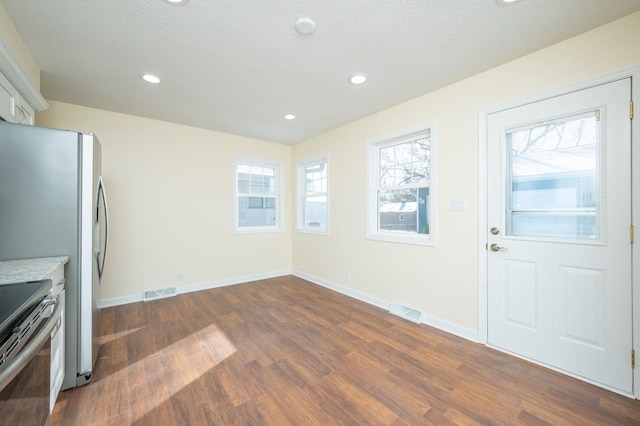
[486,78,633,394]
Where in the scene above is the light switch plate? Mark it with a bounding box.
[452,197,466,211]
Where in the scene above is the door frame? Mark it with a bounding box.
[478,64,640,398]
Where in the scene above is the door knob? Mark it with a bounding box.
[490,243,508,252]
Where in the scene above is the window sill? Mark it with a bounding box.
[366,232,435,247]
[234,226,283,234]
[296,227,329,236]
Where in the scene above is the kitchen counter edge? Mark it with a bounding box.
[0,257,69,285]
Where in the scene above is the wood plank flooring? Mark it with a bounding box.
[51,275,640,425]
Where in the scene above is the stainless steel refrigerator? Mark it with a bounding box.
[0,120,109,389]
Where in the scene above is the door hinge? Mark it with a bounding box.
[631,225,635,244]
[631,100,635,120]
[632,350,636,369]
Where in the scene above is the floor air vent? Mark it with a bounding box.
[389,302,423,324]
[143,287,177,301]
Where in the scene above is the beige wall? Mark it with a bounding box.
[292,11,640,334]
[37,103,293,300]
[0,4,40,90]
[18,11,640,331]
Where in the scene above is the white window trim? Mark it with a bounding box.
[297,154,329,235]
[366,125,436,246]
[233,157,283,233]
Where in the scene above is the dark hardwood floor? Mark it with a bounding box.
[51,275,640,425]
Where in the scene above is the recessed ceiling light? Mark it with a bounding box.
[349,74,367,85]
[496,0,521,4]
[284,114,296,120]
[141,74,161,84]
[295,18,316,35]
[164,0,188,5]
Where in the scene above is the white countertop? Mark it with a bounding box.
[0,256,69,285]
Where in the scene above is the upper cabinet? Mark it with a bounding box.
[0,70,34,124]
[0,69,16,122]
[0,38,47,124]
[15,93,34,124]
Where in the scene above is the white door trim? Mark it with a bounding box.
[478,63,640,398]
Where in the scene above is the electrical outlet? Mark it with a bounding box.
[346,273,352,283]
[178,272,185,281]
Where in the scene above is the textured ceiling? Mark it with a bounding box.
[2,0,640,144]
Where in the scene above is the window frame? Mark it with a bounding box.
[234,157,283,233]
[366,126,436,246]
[297,155,329,235]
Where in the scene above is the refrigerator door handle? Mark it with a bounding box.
[97,176,109,282]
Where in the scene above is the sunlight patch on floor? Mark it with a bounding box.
[126,323,237,422]
[99,326,147,344]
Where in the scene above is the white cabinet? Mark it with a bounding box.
[49,265,66,412]
[15,93,34,124]
[0,72,33,124]
[0,70,17,122]
[0,38,48,123]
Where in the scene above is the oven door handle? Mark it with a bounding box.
[0,296,62,393]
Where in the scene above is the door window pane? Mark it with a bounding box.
[507,111,599,239]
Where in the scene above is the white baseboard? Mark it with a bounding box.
[421,313,478,342]
[293,270,478,343]
[99,293,143,308]
[292,270,391,310]
[99,268,478,343]
[176,269,292,295]
[98,269,292,308]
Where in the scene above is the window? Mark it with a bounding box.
[297,156,328,234]
[367,129,434,245]
[235,159,282,232]
[506,111,599,240]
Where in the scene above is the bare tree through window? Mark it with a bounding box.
[374,131,432,236]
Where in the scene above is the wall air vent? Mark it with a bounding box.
[143,287,177,301]
[389,302,423,324]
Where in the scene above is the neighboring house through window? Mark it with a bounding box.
[367,128,434,245]
[297,156,328,234]
[234,158,282,232]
